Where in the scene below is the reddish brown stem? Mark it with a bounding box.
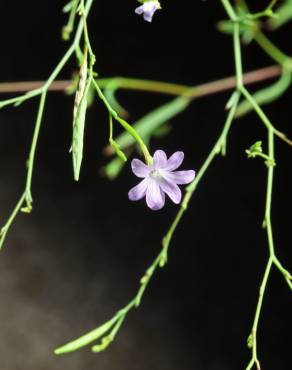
[0,65,282,97]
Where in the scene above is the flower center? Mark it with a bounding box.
[149,169,161,179]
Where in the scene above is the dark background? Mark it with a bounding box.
[0,1,291,369]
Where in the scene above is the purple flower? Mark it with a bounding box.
[128,150,196,211]
[135,1,161,23]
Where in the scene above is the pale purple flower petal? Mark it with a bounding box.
[135,5,144,15]
[135,1,160,23]
[153,150,167,168]
[146,178,165,210]
[159,179,182,204]
[165,151,184,171]
[128,179,148,201]
[165,170,196,185]
[143,13,153,22]
[131,158,150,178]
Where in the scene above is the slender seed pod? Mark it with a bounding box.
[72,48,90,181]
[73,48,88,121]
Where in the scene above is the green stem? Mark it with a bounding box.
[62,0,80,41]
[239,0,292,67]
[223,2,292,369]
[55,95,244,355]
[240,86,292,147]
[91,79,152,164]
[55,240,169,354]
[0,0,95,249]
[245,0,278,20]
[245,131,275,370]
[55,0,290,358]
[80,0,95,63]
[24,92,47,209]
[235,70,292,118]
[0,88,43,109]
[70,8,147,169]
[0,193,26,250]
[162,91,240,262]
[25,0,96,199]
[233,22,243,87]
[0,0,93,109]
[221,0,238,21]
[42,0,94,93]
[64,88,240,354]
[254,32,290,66]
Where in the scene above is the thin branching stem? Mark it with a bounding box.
[162,90,240,261]
[0,0,95,249]
[55,0,292,356]
[25,92,47,209]
[54,86,242,355]
[0,193,25,251]
[91,79,152,164]
[220,1,292,369]
[1,1,291,362]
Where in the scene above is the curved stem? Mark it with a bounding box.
[254,31,291,66]
[55,0,291,358]
[56,88,241,354]
[24,92,47,209]
[163,91,240,262]
[219,2,292,369]
[239,86,292,147]
[55,236,170,354]
[239,0,292,68]
[0,193,25,250]
[0,0,95,249]
[91,79,152,164]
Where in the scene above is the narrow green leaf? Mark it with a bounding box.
[152,123,172,138]
[114,96,190,150]
[101,156,127,180]
[104,83,128,118]
[109,139,127,162]
[268,0,292,29]
[91,316,126,353]
[63,0,76,13]
[236,71,291,118]
[54,316,119,355]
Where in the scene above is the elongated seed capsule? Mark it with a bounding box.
[72,88,89,181]
[73,48,88,121]
[72,48,89,181]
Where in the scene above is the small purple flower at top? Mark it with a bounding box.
[135,1,161,23]
[129,150,196,211]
